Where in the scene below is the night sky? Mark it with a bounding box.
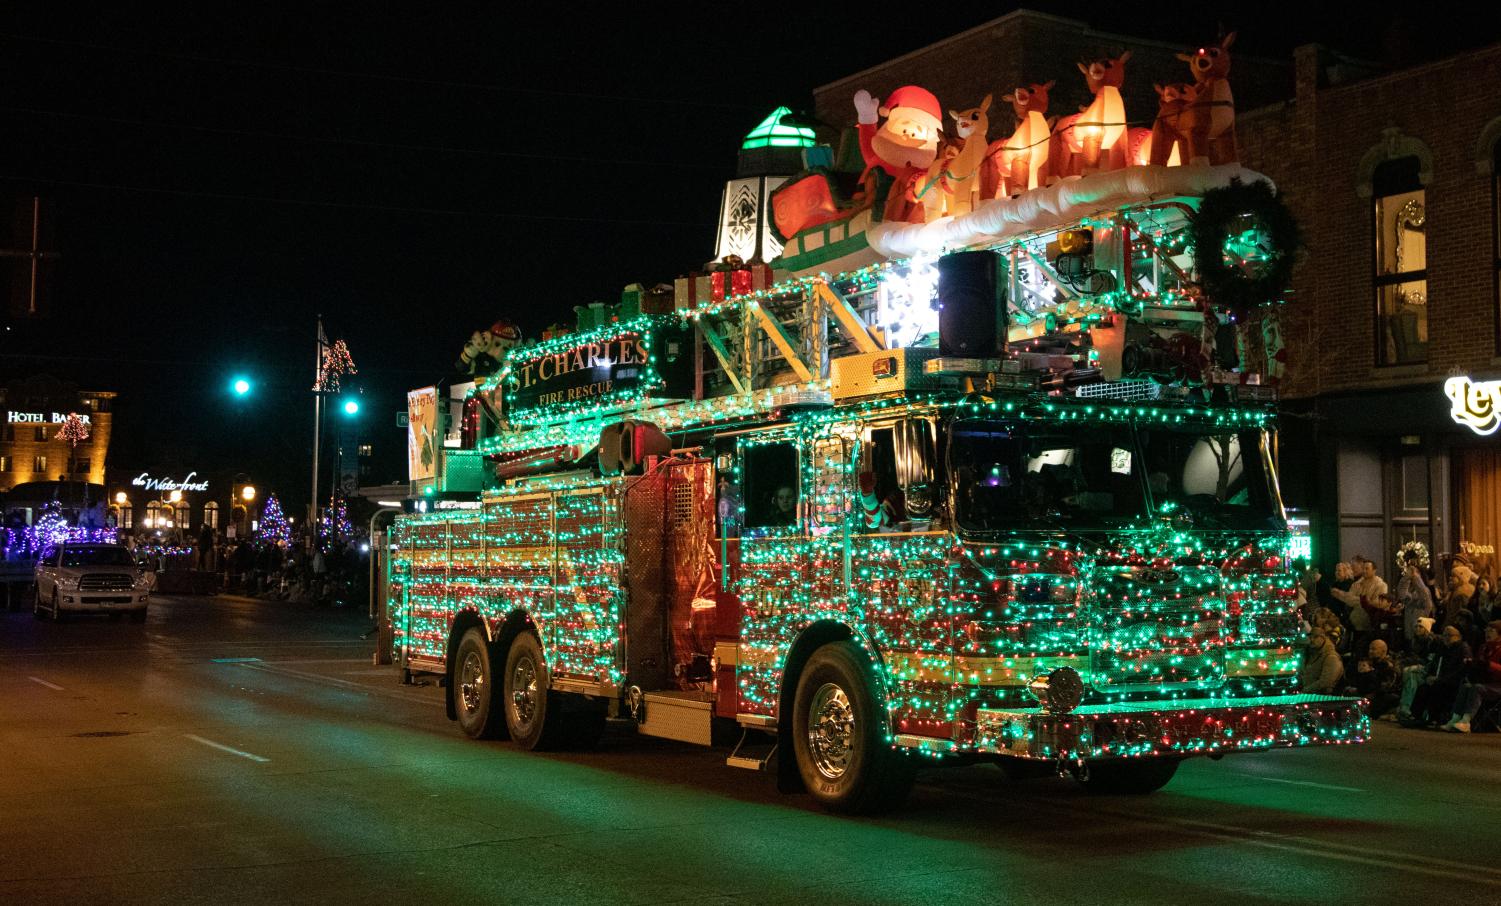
[4,3,1498,511]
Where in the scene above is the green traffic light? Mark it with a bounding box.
[342,399,360,416]
[232,377,252,396]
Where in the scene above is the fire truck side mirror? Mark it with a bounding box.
[598,420,671,476]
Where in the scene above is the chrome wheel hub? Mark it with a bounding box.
[510,654,539,729]
[807,682,856,780]
[458,651,485,716]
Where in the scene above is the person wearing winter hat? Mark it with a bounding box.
[1442,621,1501,733]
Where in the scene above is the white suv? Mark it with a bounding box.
[34,543,152,622]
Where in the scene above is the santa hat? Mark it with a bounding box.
[884,85,942,122]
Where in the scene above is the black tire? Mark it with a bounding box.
[791,641,915,814]
[1077,758,1181,795]
[501,632,569,750]
[129,610,148,624]
[453,628,505,739]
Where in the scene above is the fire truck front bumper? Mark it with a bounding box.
[975,694,1369,761]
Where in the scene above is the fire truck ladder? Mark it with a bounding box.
[692,278,884,394]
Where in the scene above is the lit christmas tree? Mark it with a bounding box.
[318,496,352,545]
[56,413,90,478]
[258,493,292,545]
[33,501,69,558]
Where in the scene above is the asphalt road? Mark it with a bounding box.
[2,593,1499,905]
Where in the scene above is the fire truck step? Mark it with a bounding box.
[725,729,777,771]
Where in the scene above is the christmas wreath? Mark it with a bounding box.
[1192,178,1301,317]
[1396,540,1430,574]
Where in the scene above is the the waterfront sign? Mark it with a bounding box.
[131,472,210,493]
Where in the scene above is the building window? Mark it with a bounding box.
[0,455,8,472]
[34,426,46,442]
[1373,156,1427,365]
[204,501,220,529]
[73,458,91,475]
[33,454,47,473]
[175,503,189,527]
[145,501,163,528]
[119,505,133,529]
[358,444,373,457]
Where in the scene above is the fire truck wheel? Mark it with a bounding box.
[1076,757,1180,795]
[454,628,505,739]
[792,641,914,814]
[502,632,567,751]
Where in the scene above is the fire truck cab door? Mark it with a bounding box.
[723,434,809,719]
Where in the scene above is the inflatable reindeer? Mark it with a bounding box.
[988,82,1054,196]
[931,94,992,217]
[1053,51,1131,178]
[1146,83,1194,166]
[1177,33,1237,165]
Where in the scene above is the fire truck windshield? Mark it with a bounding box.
[950,420,1145,533]
[1137,425,1283,530]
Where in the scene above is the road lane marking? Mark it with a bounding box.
[27,676,63,690]
[1247,776,1365,793]
[210,657,263,663]
[184,734,270,763]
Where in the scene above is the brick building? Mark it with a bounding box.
[1236,43,1501,579]
[0,375,114,492]
[812,10,1292,162]
[805,9,1501,578]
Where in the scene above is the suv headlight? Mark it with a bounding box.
[57,575,81,590]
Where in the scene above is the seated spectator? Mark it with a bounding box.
[1442,620,1501,733]
[1401,623,1472,727]
[1311,607,1345,657]
[1475,577,1498,624]
[1345,638,1400,719]
[1300,626,1344,694]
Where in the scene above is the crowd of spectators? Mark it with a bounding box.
[122,524,370,608]
[1297,552,1501,734]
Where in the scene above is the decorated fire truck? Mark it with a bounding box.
[387,46,1367,814]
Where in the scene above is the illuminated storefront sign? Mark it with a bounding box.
[131,472,210,493]
[5,411,91,424]
[1444,375,1501,436]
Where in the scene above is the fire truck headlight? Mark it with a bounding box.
[1027,666,1085,714]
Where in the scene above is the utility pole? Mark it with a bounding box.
[309,316,327,551]
[0,197,59,317]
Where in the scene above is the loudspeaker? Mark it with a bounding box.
[937,250,1005,357]
[598,423,625,476]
